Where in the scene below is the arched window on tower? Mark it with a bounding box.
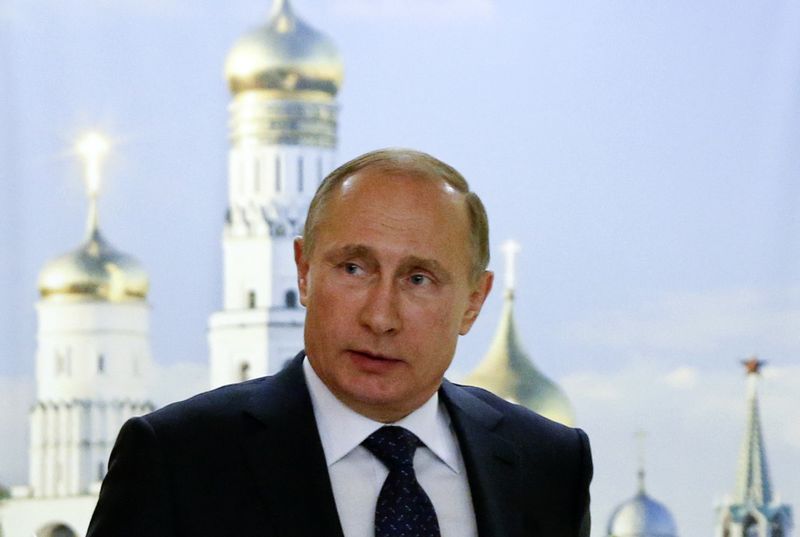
[298,156,304,192]
[743,515,759,537]
[247,290,257,309]
[275,156,282,192]
[285,290,298,309]
[50,525,77,537]
[771,516,785,537]
[55,350,64,375]
[240,362,250,382]
[317,156,323,183]
[97,462,105,481]
[97,353,105,374]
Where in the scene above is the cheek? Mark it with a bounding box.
[407,297,463,337]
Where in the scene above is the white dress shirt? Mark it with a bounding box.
[303,358,478,537]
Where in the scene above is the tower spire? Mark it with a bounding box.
[501,239,521,299]
[270,0,295,32]
[734,357,773,505]
[635,430,648,494]
[75,131,110,238]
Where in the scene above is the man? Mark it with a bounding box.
[87,149,592,537]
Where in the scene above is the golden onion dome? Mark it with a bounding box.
[462,240,575,425]
[463,290,576,426]
[38,228,149,303]
[224,0,343,99]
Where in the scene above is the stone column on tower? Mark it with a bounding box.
[208,0,343,387]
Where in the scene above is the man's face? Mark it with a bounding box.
[295,170,493,422]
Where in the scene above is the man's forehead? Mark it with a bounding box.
[339,169,460,197]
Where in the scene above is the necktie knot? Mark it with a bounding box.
[362,426,440,536]
[362,426,421,471]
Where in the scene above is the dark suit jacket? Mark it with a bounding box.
[87,353,592,537]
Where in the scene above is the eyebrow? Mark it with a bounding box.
[324,244,375,263]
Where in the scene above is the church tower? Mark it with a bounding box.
[462,240,576,425]
[209,0,343,387]
[0,132,155,537]
[715,359,793,537]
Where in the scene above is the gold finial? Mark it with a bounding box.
[635,430,647,493]
[75,131,110,235]
[501,239,521,298]
[742,356,766,375]
[271,0,295,32]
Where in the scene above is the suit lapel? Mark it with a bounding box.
[441,380,525,537]
[240,354,345,537]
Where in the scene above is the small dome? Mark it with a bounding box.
[607,491,678,537]
[224,0,343,99]
[462,290,576,426]
[38,229,148,303]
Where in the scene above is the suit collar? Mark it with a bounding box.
[441,380,525,537]
[237,356,524,537]
[240,352,345,537]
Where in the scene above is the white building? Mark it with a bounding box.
[208,0,344,387]
[0,134,155,537]
[715,359,793,537]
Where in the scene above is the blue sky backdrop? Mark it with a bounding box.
[1,1,799,535]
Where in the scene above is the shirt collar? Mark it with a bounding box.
[303,357,461,474]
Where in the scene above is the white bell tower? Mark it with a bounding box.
[209,0,343,387]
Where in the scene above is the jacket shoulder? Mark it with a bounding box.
[450,382,590,457]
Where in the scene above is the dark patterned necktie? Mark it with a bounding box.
[362,426,441,537]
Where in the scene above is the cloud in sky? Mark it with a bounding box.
[663,365,699,390]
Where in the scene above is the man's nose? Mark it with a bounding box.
[359,278,401,335]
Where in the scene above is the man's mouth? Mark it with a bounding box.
[350,350,400,362]
[348,350,403,370]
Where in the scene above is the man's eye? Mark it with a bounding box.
[343,263,363,275]
[409,274,431,286]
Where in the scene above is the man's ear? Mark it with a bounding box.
[294,237,310,306]
[459,270,494,335]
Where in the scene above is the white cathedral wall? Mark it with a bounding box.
[0,494,98,537]
[36,301,151,402]
[222,236,274,310]
[209,309,270,387]
[24,300,154,499]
